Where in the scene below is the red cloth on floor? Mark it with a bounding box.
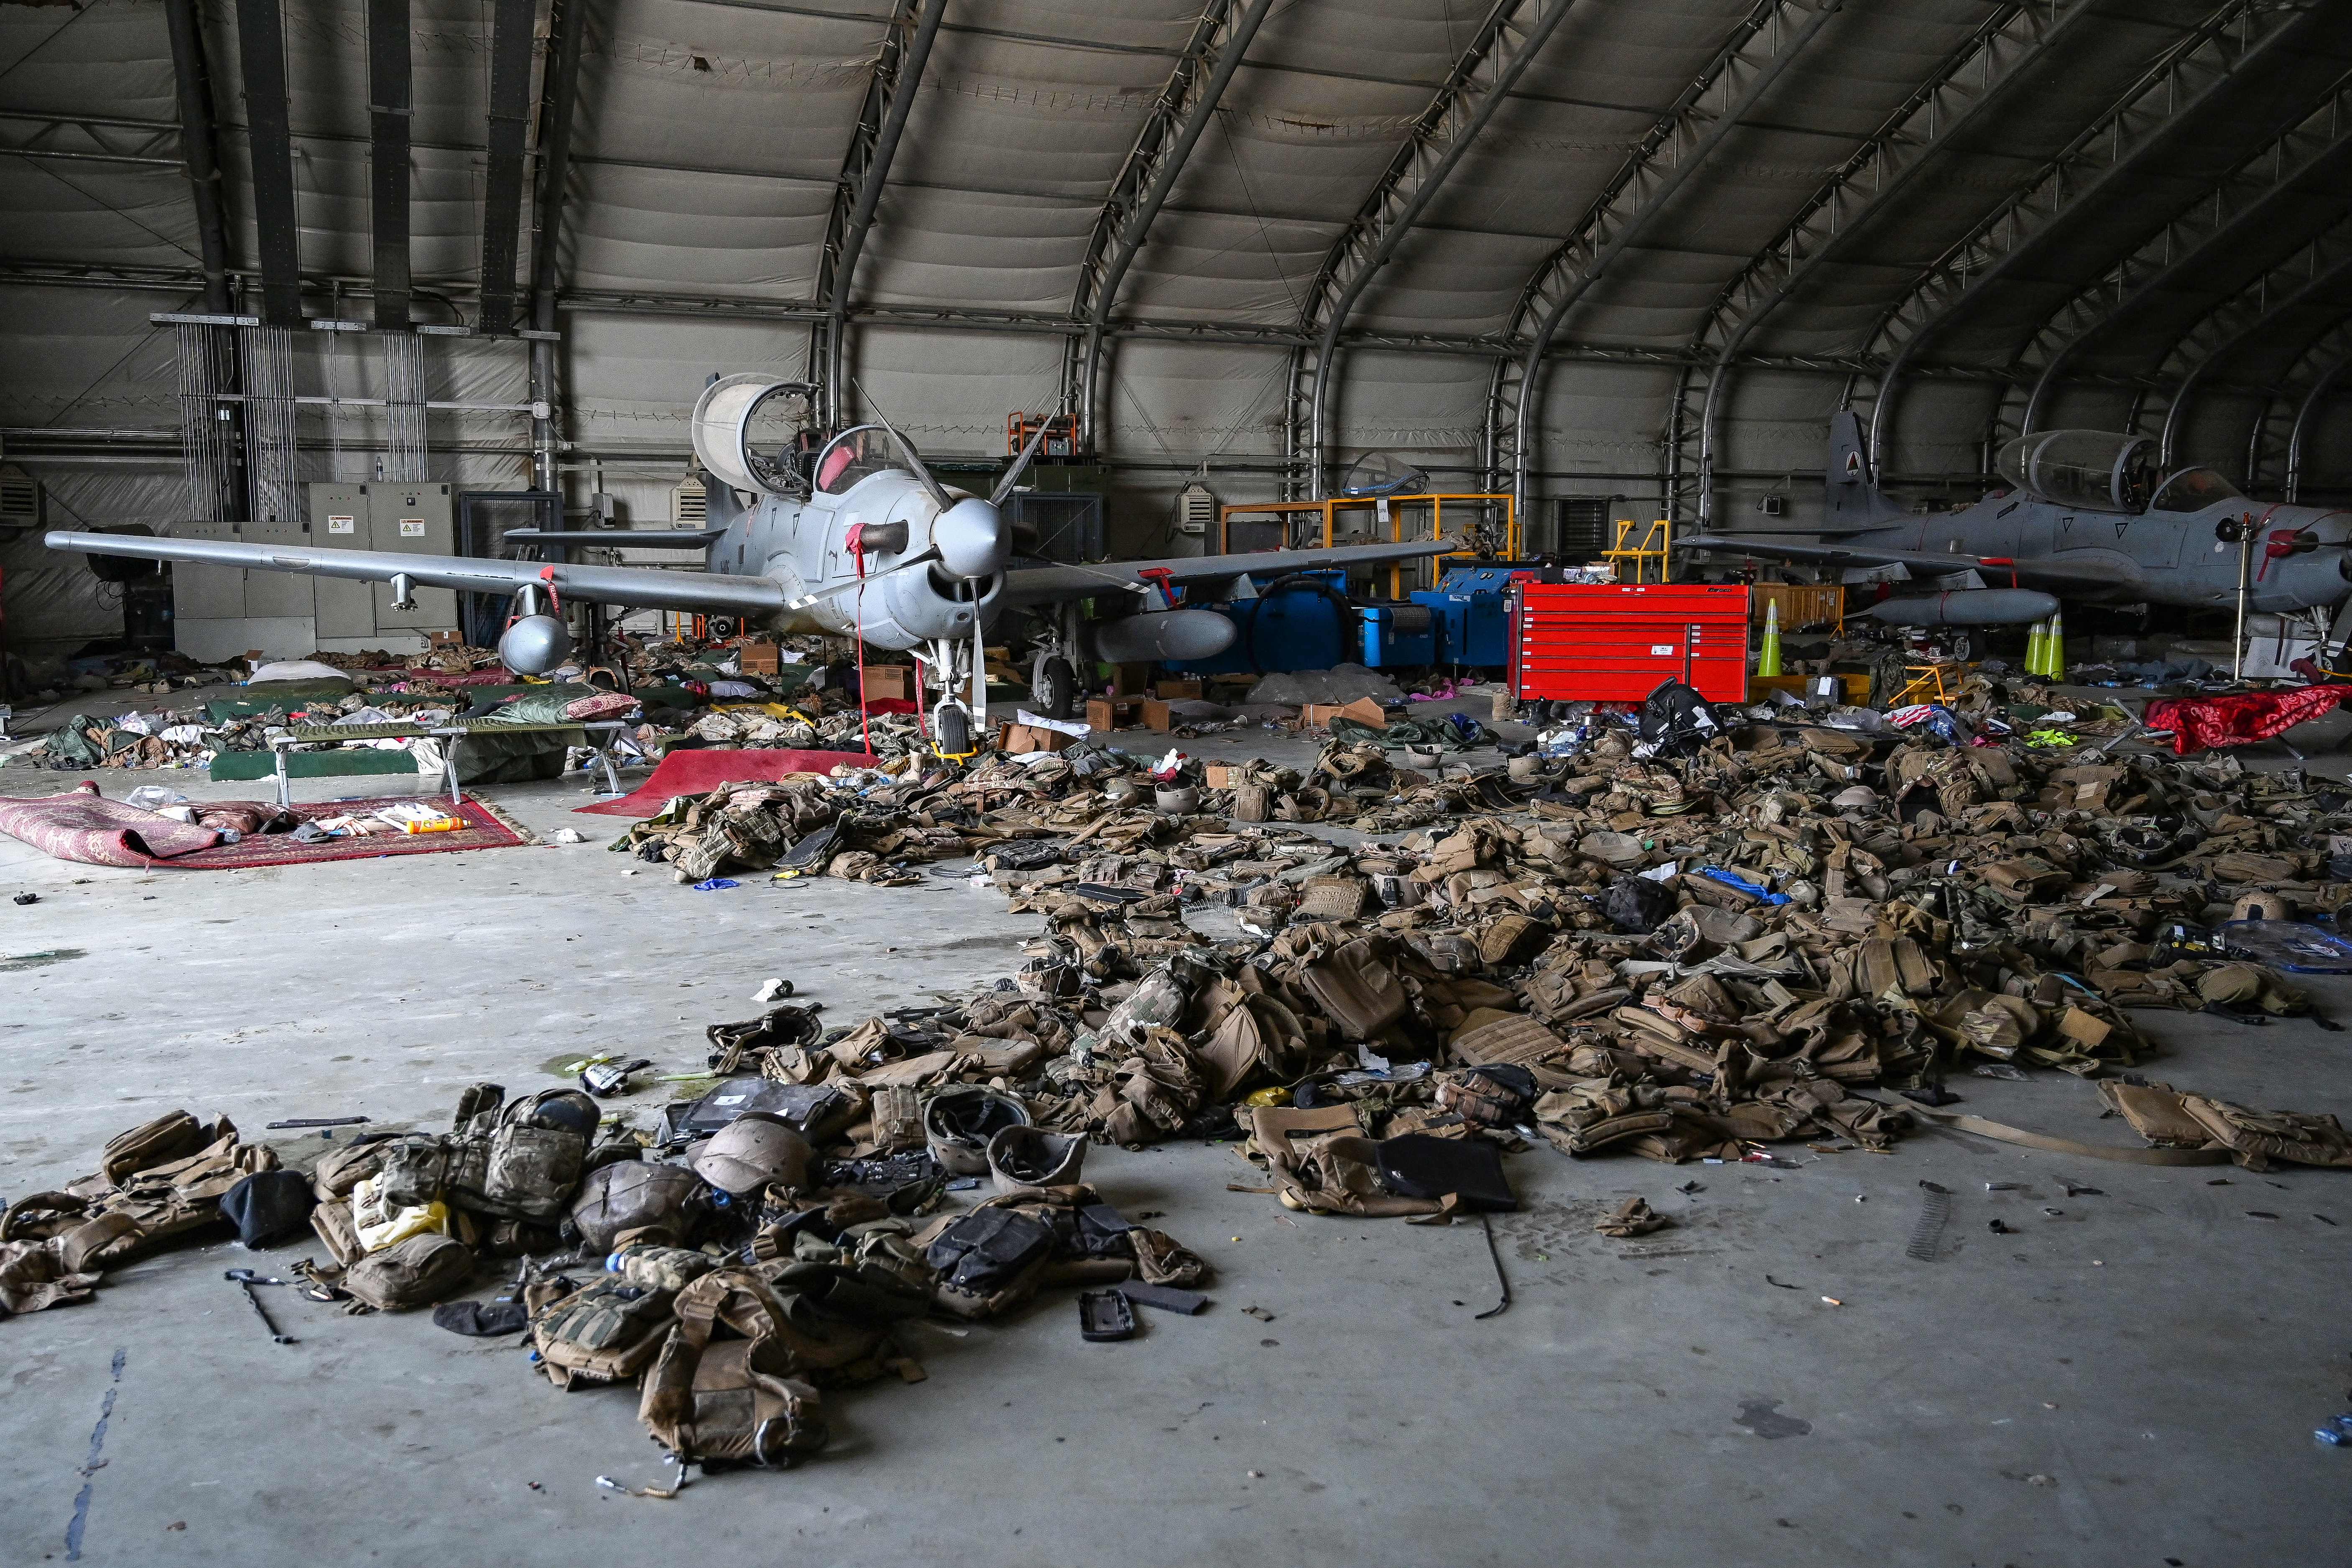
[2143,684,2352,754]
[573,747,878,816]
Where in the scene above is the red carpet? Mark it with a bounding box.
[574,747,879,817]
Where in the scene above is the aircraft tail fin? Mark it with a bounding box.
[1823,409,1893,528]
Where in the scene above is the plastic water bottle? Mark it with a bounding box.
[2316,1414,2352,1447]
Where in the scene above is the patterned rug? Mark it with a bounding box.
[0,782,223,868]
[0,783,533,869]
[167,795,536,869]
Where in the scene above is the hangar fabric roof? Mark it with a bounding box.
[3,0,2350,565]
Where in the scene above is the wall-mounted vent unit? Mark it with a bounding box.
[1175,482,1216,537]
[0,464,43,535]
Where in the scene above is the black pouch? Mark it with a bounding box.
[924,1209,1057,1295]
[1638,679,1720,758]
[662,1079,857,1147]
[1073,1202,1136,1257]
[777,823,840,871]
[1603,873,1679,935]
[1375,1133,1517,1212]
[218,1170,317,1249]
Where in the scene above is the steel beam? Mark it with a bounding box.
[2154,233,2352,466]
[1292,0,1578,498]
[2286,344,2352,502]
[816,0,949,427]
[365,0,412,329]
[475,0,537,333]
[148,3,235,309]
[1069,0,1276,451]
[1492,0,1838,518]
[2018,71,2352,436]
[2246,319,2352,493]
[1857,0,2298,470]
[0,116,183,167]
[1685,0,2091,524]
[527,0,590,490]
[232,0,304,325]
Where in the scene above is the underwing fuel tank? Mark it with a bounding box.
[1864,588,2060,627]
[1092,608,1237,663]
[497,613,574,674]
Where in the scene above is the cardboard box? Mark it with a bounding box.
[862,665,914,702]
[738,641,781,675]
[997,722,1075,754]
[1153,678,1204,700]
[1110,663,1153,697]
[1143,699,1174,732]
[1085,696,1141,732]
[1300,697,1385,730]
[429,630,465,646]
[1204,762,1238,788]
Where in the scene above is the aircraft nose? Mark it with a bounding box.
[934,497,1010,579]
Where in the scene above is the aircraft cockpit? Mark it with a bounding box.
[1993,430,2157,514]
[2148,465,2244,513]
[811,426,899,495]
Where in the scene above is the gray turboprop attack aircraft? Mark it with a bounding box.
[1681,412,2352,642]
[45,374,1459,753]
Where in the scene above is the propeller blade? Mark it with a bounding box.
[854,382,954,512]
[780,546,941,611]
[990,420,1053,508]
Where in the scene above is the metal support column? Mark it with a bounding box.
[476,0,537,334]
[528,0,589,491]
[2287,351,2351,502]
[161,0,233,315]
[232,0,304,325]
[365,0,411,329]
[1494,0,1838,518]
[1071,0,1276,454]
[819,0,948,428]
[1294,0,1577,498]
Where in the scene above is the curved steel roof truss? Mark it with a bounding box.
[1486,0,1837,513]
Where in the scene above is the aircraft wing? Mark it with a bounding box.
[505,529,724,548]
[998,536,1463,607]
[43,530,787,617]
[1676,534,2132,592]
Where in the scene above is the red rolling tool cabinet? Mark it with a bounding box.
[1508,582,1752,704]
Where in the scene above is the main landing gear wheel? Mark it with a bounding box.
[1032,655,1077,719]
[936,704,973,758]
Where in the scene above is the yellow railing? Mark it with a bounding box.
[1602,518,1673,583]
[1217,493,1519,597]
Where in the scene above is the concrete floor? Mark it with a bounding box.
[3,708,2351,1565]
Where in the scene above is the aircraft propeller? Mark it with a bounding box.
[855,384,954,514]
[990,420,1052,508]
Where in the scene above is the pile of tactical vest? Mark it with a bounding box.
[897,700,2352,1209]
[603,737,1510,888]
[3,1079,1211,1476]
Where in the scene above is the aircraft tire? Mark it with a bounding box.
[938,704,973,757]
[1033,656,1077,719]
